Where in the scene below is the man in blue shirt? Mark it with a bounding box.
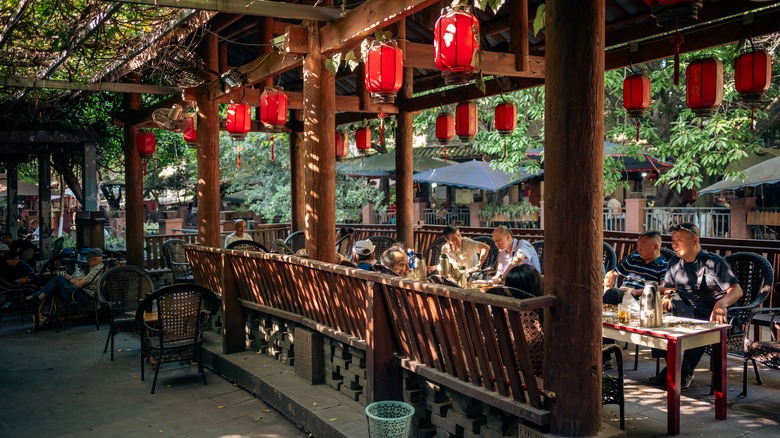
[603,231,668,304]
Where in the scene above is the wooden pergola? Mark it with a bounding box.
[2,1,780,435]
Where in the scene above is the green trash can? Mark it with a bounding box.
[365,400,415,438]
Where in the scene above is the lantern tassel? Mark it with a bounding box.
[361,155,365,167]
[636,120,641,143]
[443,146,448,162]
[271,135,275,162]
[503,139,507,159]
[379,112,385,147]
[671,33,684,86]
[237,150,241,168]
[750,106,755,131]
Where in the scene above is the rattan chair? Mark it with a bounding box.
[602,242,618,273]
[0,279,38,328]
[226,240,269,252]
[335,233,353,257]
[742,308,780,398]
[370,263,401,277]
[98,265,156,360]
[428,274,460,287]
[368,236,398,258]
[283,230,306,253]
[485,286,544,377]
[271,239,294,255]
[135,284,219,393]
[602,344,625,430]
[472,235,499,279]
[660,247,676,261]
[423,237,447,268]
[531,240,544,274]
[162,239,194,283]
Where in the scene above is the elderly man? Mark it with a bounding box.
[650,223,743,390]
[380,245,411,277]
[491,225,540,283]
[603,231,668,305]
[224,219,253,247]
[351,239,376,270]
[29,248,104,303]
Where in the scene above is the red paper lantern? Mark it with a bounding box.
[455,101,478,142]
[735,49,772,103]
[623,73,651,118]
[434,4,480,85]
[644,0,703,27]
[335,130,348,160]
[365,40,403,105]
[226,103,251,141]
[259,86,288,131]
[355,127,372,155]
[182,117,197,147]
[686,57,723,118]
[135,131,156,175]
[494,102,517,135]
[435,112,455,145]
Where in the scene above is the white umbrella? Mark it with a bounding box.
[699,156,780,194]
[413,160,541,192]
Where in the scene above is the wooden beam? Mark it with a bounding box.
[0,131,91,144]
[111,0,343,21]
[404,42,544,78]
[0,77,182,95]
[212,89,399,114]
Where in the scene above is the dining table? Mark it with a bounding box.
[602,312,730,436]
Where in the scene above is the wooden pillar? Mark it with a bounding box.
[38,155,52,258]
[543,1,604,435]
[5,162,19,238]
[396,21,414,248]
[290,110,305,232]
[197,32,221,248]
[509,0,529,72]
[82,143,98,211]
[124,83,144,268]
[303,22,336,262]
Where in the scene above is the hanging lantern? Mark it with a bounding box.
[365,40,403,105]
[686,57,723,118]
[644,0,703,27]
[182,117,197,148]
[434,3,480,85]
[623,72,651,141]
[355,126,372,166]
[455,101,478,142]
[435,112,455,145]
[260,86,288,162]
[335,130,349,161]
[494,102,517,135]
[735,49,772,103]
[135,131,156,175]
[226,102,251,141]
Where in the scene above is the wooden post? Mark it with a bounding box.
[38,154,52,258]
[221,253,245,353]
[124,82,144,268]
[396,21,414,248]
[197,33,221,248]
[543,1,605,435]
[366,282,402,403]
[5,162,19,238]
[510,0,529,72]
[303,22,336,262]
[290,110,305,232]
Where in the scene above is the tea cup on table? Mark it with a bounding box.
[617,304,631,324]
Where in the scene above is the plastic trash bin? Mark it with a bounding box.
[365,400,415,438]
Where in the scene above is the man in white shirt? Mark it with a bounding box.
[491,225,540,283]
[224,219,253,247]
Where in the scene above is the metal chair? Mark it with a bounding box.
[283,230,306,253]
[531,240,544,275]
[368,236,398,258]
[226,240,269,252]
[135,284,219,393]
[162,239,194,283]
[98,265,156,360]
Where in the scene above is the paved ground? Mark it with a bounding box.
[0,318,308,438]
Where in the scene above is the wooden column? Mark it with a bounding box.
[395,21,414,248]
[82,143,98,211]
[38,154,52,258]
[124,86,144,268]
[509,0,529,72]
[543,1,605,436]
[197,32,221,248]
[303,22,336,262]
[290,109,305,232]
[5,162,19,238]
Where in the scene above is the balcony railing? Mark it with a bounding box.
[644,207,731,238]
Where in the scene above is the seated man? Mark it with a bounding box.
[603,231,668,305]
[379,245,411,277]
[351,239,376,270]
[224,219,253,247]
[651,223,743,390]
[29,248,104,303]
[0,249,35,285]
[439,225,489,277]
[490,225,540,283]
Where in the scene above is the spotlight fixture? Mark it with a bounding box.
[220,69,247,90]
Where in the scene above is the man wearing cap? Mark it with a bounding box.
[352,240,376,270]
[29,248,104,303]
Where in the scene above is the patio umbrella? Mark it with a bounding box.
[336,149,452,177]
[724,147,780,173]
[413,160,541,192]
[526,141,672,172]
[699,156,780,194]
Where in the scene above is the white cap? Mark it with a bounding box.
[352,239,375,256]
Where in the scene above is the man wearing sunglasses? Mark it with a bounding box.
[649,222,743,390]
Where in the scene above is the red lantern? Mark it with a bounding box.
[686,57,723,118]
[735,49,772,103]
[435,112,455,145]
[434,4,480,85]
[135,131,156,175]
[494,102,517,135]
[226,103,251,141]
[259,86,288,131]
[335,130,348,161]
[644,0,703,27]
[182,117,197,148]
[355,126,372,155]
[455,101,478,142]
[365,40,403,105]
[623,72,651,141]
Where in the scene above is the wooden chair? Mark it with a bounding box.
[97,265,156,360]
[283,230,306,253]
[162,239,194,283]
[135,284,219,393]
[226,240,269,252]
[368,236,398,258]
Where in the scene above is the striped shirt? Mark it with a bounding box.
[613,252,668,290]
